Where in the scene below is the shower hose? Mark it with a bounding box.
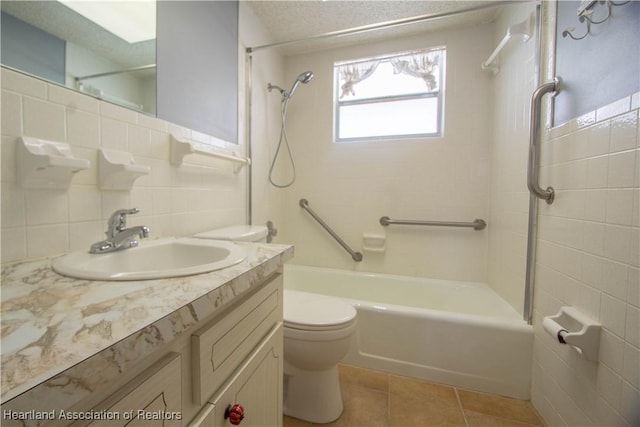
[268,97,296,188]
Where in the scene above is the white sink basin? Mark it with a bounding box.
[52,238,247,281]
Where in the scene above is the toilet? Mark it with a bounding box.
[283,289,356,423]
[194,224,358,424]
[193,225,269,242]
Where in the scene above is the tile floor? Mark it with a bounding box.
[284,364,544,427]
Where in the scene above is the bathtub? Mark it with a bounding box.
[283,264,534,399]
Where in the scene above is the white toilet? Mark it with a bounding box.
[193,225,269,242]
[193,225,358,423]
[283,289,356,423]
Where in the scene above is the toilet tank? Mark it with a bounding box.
[193,225,268,242]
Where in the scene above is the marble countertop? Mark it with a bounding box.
[0,241,293,406]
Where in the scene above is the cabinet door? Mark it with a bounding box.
[209,324,282,427]
[85,353,182,427]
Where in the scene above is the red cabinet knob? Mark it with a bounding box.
[224,403,245,425]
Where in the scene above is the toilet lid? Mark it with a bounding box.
[284,290,356,330]
[193,225,268,242]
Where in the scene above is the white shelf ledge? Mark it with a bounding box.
[170,134,249,173]
[17,136,90,190]
[98,148,150,191]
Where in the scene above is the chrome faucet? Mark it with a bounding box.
[90,208,150,254]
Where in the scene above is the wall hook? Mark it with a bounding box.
[562,0,631,41]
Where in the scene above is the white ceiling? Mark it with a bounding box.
[2,1,512,65]
[245,0,509,55]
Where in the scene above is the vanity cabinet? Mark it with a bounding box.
[83,353,183,427]
[189,326,282,427]
[1,272,284,427]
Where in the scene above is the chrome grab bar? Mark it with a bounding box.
[299,199,363,262]
[380,216,487,231]
[528,78,559,204]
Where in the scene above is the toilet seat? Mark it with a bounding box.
[284,290,356,332]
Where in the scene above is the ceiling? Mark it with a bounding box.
[1,1,513,65]
[1,1,154,68]
[245,0,510,55]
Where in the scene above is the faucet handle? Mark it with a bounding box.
[107,208,140,238]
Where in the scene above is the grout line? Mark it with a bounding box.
[454,387,470,427]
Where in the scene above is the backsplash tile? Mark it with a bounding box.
[1,67,246,263]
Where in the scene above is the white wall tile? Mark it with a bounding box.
[604,224,632,264]
[69,221,104,253]
[100,117,128,151]
[600,329,626,374]
[625,305,639,348]
[601,293,628,338]
[535,79,640,427]
[1,226,26,263]
[23,97,66,142]
[620,381,640,425]
[606,189,635,226]
[597,97,632,122]
[48,84,99,114]
[68,187,102,222]
[628,267,640,308]
[1,183,25,228]
[602,259,630,301]
[67,109,99,149]
[1,68,47,99]
[26,224,68,259]
[622,344,639,389]
[586,155,609,188]
[608,150,637,188]
[596,364,622,411]
[610,112,638,153]
[25,190,68,225]
[1,90,22,137]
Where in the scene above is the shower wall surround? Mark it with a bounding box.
[1,67,246,263]
[488,2,538,314]
[278,23,494,282]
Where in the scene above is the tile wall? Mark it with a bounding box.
[1,67,246,263]
[278,23,494,281]
[531,93,640,425]
[487,2,538,314]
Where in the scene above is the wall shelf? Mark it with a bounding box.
[17,136,90,190]
[170,134,249,173]
[98,148,150,191]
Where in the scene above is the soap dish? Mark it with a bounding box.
[98,148,150,191]
[17,136,90,190]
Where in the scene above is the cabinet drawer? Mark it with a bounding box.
[207,324,283,427]
[81,352,182,427]
[192,274,282,405]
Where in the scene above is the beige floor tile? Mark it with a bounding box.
[389,375,465,426]
[283,414,314,427]
[339,364,389,393]
[464,410,542,427]
[330,382,390,427]
[389,375,460,408]
[457,389,542,426]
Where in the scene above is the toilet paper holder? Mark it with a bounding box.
[543,306,601,361]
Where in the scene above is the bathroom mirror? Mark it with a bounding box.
[1,1,156,114]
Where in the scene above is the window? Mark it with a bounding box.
[334,47,445,142]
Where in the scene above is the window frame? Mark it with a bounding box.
[333,47,445,143]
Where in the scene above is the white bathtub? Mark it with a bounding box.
[283,264,534,399]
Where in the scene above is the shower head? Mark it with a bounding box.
[268,71,314,100]
[287,71,314,99]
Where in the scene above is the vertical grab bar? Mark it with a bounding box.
[527,78,559,204]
